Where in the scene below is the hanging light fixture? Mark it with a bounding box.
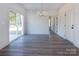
[37,11,48,16]
[37,3,48,16]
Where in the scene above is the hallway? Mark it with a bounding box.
[0,33,78,56]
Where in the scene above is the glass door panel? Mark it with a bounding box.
[9,11,17,42]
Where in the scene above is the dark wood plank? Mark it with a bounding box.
[0,33,79,56]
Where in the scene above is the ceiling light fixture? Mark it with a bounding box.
[37,3,48,17]
[37,11,48,16]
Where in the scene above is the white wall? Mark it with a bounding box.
[0,3,26,49]
[24,11,49,34]
[74,4,79,48]
[57,4,79,48]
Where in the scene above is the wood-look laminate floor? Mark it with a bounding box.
[0,33,79,56]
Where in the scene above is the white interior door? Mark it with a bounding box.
[65,8,75,42]
[53,17,55,32]
[55,17,58,33]
[62,15,66,39]
[70,8,75,42]
[63,14,66,39]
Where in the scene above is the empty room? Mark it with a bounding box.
[0,3,79,56]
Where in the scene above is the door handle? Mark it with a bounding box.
[71,27,74,29]
[71,25,74,29]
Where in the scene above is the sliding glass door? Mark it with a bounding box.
[9,11,23,42]
[16,13,23,37]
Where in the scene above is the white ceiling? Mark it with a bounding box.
[21,3,65,16]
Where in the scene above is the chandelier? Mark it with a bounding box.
[37,4,48,17]
[37,11,48,16]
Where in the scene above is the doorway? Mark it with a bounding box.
[9,11,23,42]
